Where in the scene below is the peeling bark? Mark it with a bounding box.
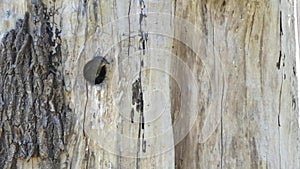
[0,2,70,168]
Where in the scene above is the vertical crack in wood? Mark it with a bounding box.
[259,15,265,95]
[278,3,283,168]
[128,0,132,15]
[278,77,283,169]
[83,82,88,137]
[132,1,147,168]
[132,78,144,169]
[278,79,283,127]
[277,11,284,70]
[220,73,225,169]
[127,0,132,57]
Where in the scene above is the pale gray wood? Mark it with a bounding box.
[0,0,298,169]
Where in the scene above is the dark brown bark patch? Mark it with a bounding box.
[0,2,70,168]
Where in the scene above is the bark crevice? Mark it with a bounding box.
[0,2,70,168]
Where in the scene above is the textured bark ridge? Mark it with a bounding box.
[0,2,69,168]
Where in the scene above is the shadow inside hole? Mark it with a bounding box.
[95,65,106,85]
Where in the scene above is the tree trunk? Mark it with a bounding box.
[0,0,299,169]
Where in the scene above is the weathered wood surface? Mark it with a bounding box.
[0,0,299,169]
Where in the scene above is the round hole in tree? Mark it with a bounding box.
[83,56,109,85]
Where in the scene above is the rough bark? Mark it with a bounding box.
[0,0,299,169]
[0,2,70,168]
